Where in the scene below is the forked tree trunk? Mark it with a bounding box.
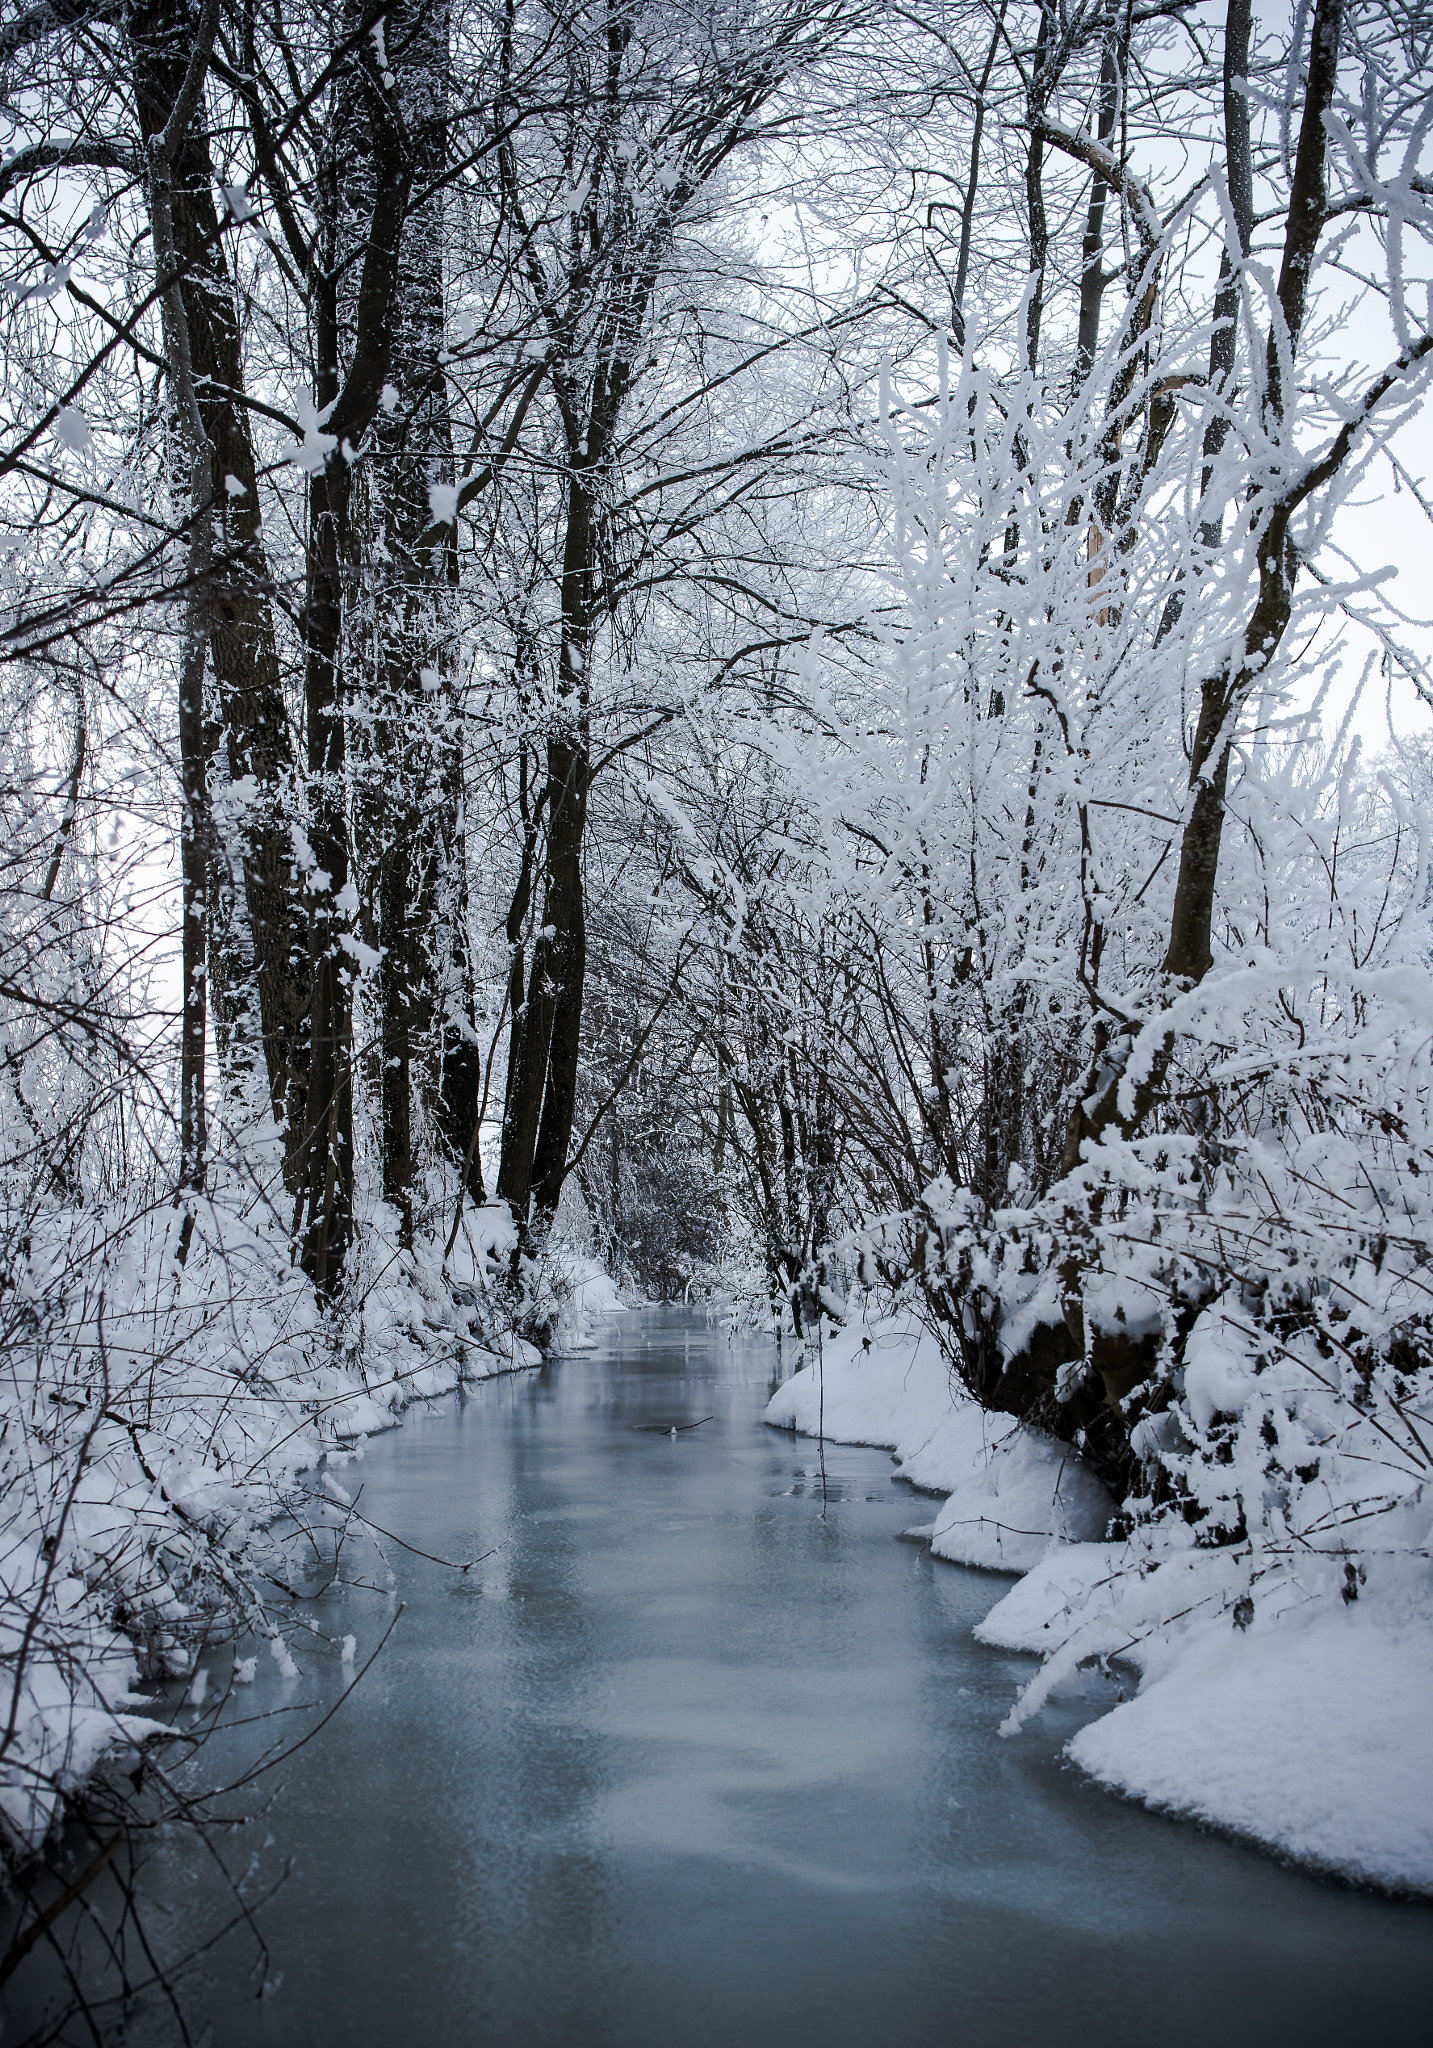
[1160,0,1342,989]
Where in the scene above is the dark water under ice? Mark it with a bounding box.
[114,1308,1433,2045]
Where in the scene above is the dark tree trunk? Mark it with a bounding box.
[1154,0,1255,646]
[497,731,590,1229]
[298,14,413,1292]
[497,463,595,1236]
[365,0,456,1248]
[150,122,215,1233]
[950,0,1007,346]
[1022,0,1055,375]
[433,613,483,1204]
[1073,21,1120,389]
[528,739,589,1224]
[1161,0,1342,987]
[300,454,356,1290]
[1198,0,1254,544]
[1061,0,1345,1168]
[129,0,308,1141]
[501,727,543,1135]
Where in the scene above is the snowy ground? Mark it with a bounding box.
[766,1309,1433,1895]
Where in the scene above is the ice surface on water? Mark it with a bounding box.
[108,1311,1431,2048]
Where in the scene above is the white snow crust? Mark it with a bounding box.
[977,1537,1433,1892]
[552,1257,627,1345]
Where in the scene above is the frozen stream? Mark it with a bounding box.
[130,1308,1427,2045]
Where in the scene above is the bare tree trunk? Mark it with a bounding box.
[950,0,1007,347]
[497,461,594,1235]
[1162,0,1342,987]
[130,0,308,1142]
[366,0,455,1249]
[497,730,589,1230]
[301,455,357,1291]
[1062,0,1345,1167]
[1073,12,1120,390]
[1199,0,1254,544]
[433,664,484,1203]
[1153,0,1254,644]
[298,16,413,1292]
[1023,0,1055,375]
[140,0,221,1252]
[500,720,543,1137]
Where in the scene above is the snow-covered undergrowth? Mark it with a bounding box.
[767,1293,1433,1893]
[0,1148,612,1855]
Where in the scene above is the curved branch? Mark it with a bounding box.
[0,137,138,207]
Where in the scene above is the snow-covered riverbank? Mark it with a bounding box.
[766,1311,1433,1896]
[0,1183,621,1855]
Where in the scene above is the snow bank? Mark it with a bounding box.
[764,1312,953,1454]
[764,1311,1112,1568]
[0,1535,163,1845]
[928,1422,1114,1572]
[550,1255,627,1350]
[765,1302,1433,1892]
[977,1536,1433,1893]
[0,1174,604,1853]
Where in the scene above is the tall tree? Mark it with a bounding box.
[493,0,854,1241]
[129,0,309,1137]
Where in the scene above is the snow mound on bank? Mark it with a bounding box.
[764,1312,951,1448]
[551,1256,627,1350]
[763,1312,1112,1568]
[929,1424,1113,1572]
[766,1303,1433,1890]
[1072,1594,1433,1891]
[977,1539,1433,1893]
[0,1535,163,1846]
